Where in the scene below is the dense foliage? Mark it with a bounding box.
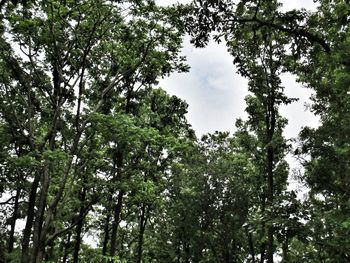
[0,0,349,262]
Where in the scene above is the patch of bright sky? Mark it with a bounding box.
[157,0,320,139]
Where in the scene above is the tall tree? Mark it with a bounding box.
[0,0,188,262]
[294,1,350,261]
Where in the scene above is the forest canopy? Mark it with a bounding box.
[0,0,349,262]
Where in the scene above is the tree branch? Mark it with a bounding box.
[225,16,331,53]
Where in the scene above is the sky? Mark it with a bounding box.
[157,0,320,140]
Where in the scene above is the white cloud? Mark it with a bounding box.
[157,0,319,139]
[159,36,248,136]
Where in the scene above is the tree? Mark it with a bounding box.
[183,0,349,261]
[0,0,188,262]
[294,1,350,261]
[185,0,330,52]
[150,131,255,263]
[185,1,297,261]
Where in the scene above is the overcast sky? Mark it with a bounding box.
[157,0,320,140]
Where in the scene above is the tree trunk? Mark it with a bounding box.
[109,190,124,258]
[31,166,50,263]
[266,145,274,263]
[259,195,266,263]
[73,185,87,263]
[267,227,274,263]
[137,203,148,263]
[184,240,190,263]
[246,228,256,263]
[62,232,72,263]
[8,187,21,253]
[266,99,276,263]
[109,149,124,259]
[282,228,289,262]
[260,242,266,263]
[102,213,111,256]
[21,173,40,263]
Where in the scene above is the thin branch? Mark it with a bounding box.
[225,16,331,52]
[46,201,93,245]
[0,196,15,205]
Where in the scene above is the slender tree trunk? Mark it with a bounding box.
[259,194,266,263]
[72,217,83,263]
[266,146,274,263]
[102,213,111,256]
[282,228,289,262]
[109,190,124,258]
[246,228,256,263]
[266,99,276,263]
[31,166,50,263]
[62,232,72,263]
[109,149,124,259]
[21,173,40,263]
[267,227,274,263]
[8,187,21,253]
[102,159,116,256]
[73,185,87,263]
[136,203,147,263]
[184,240,190,263]
[260,241,266,263]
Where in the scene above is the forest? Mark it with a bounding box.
[0,0,349,262]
